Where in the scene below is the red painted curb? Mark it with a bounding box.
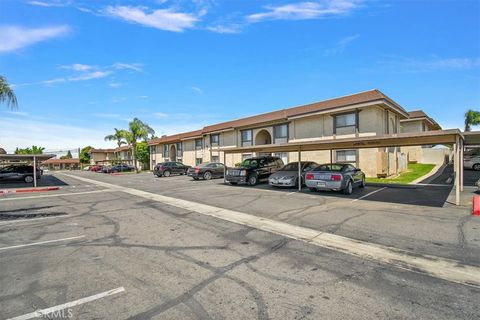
[0,186,60,194]
[472,195,480,216]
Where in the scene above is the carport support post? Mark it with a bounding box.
[33,155,37,188]
[223,151,226,184]
[454,136,460,206]
[460,138,464,192]
[298,147,301,192]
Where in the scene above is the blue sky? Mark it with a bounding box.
[0,0,479,153]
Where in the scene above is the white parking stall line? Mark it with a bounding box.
[352,187,387,202]
[0,215,67,226]
[0,236,85,252]
[7,287,125,320]
[0,189,116,202]
[63,174,480,288]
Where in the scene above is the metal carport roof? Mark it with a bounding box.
[0,154,56,187]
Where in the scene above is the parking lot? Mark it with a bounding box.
[1,171,479,319]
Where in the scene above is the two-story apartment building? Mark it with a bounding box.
[89,146,133,166]
[148,89,437,177]
[400,110,450,165]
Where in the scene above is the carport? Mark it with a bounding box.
[222,129,465,205]
[0,154,55,187]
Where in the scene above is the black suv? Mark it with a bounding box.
[225,156,284,186]
[0,165,42,183]
[153,162,191,177]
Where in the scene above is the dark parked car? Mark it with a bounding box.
[187,162,225,180]
[225,156,284,186]
[110,164,135,173]
[268,161,318,187]
[0,165,42,183]
[305,163,365,195]
[154,162,191,177]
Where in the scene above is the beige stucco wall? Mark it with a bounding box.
[401,121,423,133]
[359,107,384,135]
[358,148,378,177]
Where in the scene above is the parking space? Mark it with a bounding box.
[1,171,479,319]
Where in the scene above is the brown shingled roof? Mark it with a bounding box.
[90,148,116,153]
[148,89,409,145]
[406,110,441,130]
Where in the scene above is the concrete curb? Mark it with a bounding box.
[0,186,60,194]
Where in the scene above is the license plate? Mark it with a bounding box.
[317,181,326,187]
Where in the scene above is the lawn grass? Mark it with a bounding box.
[366,163,436,184]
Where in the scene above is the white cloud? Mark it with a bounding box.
[324,34,359,55]
[139,95,149,99]
[206,24,242,34]
[108,82,122,88]
[27,0,71,7]
[247,1,360,22]
[104,6,199,32]
[68,71,111,81]
[378,56,480,73]
[153,112,169,118]
[0,25,70,53]
[191,86,203,94]
[112,62,143,72]
[61,63,95,71]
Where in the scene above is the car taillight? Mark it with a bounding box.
[331,174,342,181]
[195,168,200,173]
[305,173,314,180]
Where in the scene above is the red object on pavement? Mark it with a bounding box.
[472,195,480,216]
[0,186,60,194]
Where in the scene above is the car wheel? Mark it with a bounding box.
[193,177,199,180]
[309,187,316,192]
[473,164,480,171]
[203,171,212,180]
[230,182,238,185]
[359,176,366,188]
[247,174,258,186]
[24,175,34,183]
[342,180,353,195]
[163,170,171,177]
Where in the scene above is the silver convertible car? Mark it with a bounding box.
[305,163,365,195]
[268,161,318,187]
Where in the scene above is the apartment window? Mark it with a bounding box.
[274,124,288,139]
[210,134,219,144]
[336,150,357,162]
[211,156,220,163]
[176,142,183,157]
[195,138,203,150]
[195,158,203,165]
[163,144,169,158]
[241,130,252,143]
[335,113,356,128]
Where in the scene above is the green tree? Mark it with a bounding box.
[121,118,155,172]
[0,75,18,109]
[104,128,127,147]
[136,141,150,169]
[464,109,480,132]
[60,150,73,159]
[14,145,45,154]
[79,146,92,164]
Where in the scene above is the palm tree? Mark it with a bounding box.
[104,128,127,147]
[121,118,155,172]
[0,75,18,109]
[464,109,480,132]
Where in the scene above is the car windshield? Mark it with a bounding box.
[315,164,345,172]
[241,159,259,168]
[281,163,299,171]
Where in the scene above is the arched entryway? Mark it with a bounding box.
[255,130,272,145]
[170,144,176,161]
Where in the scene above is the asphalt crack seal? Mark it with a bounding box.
[62,173,480,288]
